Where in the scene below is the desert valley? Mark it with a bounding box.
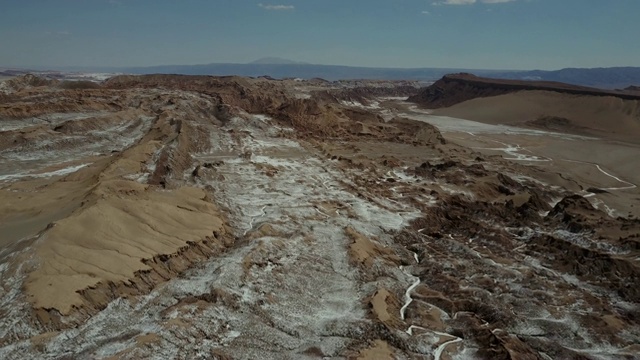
[0,72,638,359]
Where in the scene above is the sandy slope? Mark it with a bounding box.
[27,184,226,314]
[393,101,640,220]
[431,90,640,143]
[407,74,640,144]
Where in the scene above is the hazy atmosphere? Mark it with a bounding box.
[1,0,639,69]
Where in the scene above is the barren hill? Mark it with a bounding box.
[408,74,640,143]
[408,73,640,109]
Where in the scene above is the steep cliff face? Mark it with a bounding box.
[408,73,640,109]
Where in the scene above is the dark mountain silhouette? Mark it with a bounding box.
[4,62,639,88]
[489,67,640,89]
[119,63,510,81]
[248,57,309,65]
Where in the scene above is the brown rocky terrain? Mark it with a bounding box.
[0,74,639,359]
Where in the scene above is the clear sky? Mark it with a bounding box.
[1,0,638,70]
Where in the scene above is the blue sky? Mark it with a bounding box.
[0,0,638,70]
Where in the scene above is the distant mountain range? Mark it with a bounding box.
[3,59,640,89]
[248,57,309,65]
[488,67,640,89]
[119,61,640,89]
[119,62,514,83]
